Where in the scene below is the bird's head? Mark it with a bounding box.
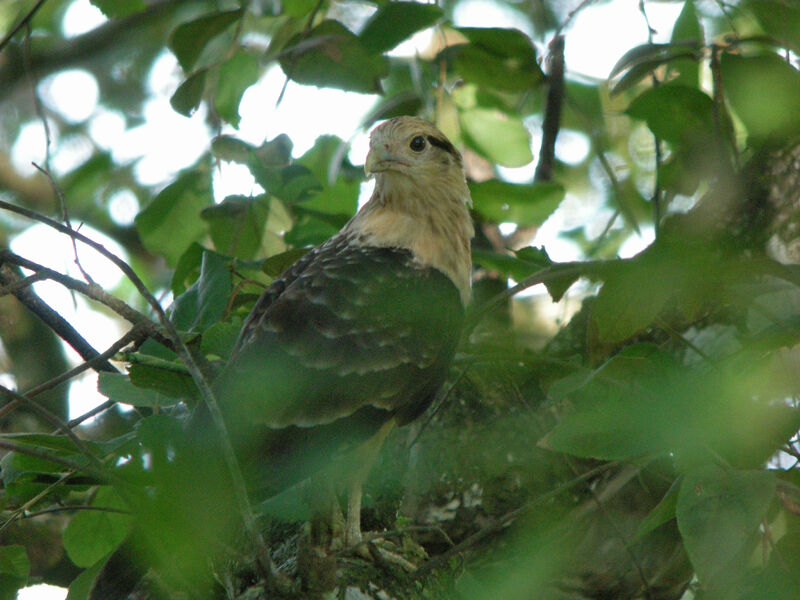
[365,117,470,206]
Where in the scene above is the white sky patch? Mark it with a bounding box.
[452,0,534,37]
[565,0,683,79]
[88,109,127,150]
[237,65,379,156]
[108,189,140,226]
[618,225,655,258]
[10,122,48,176]
[213,161,265,202]
[62,0,107,36]
[18,584,67,600]
[39,69,99,123]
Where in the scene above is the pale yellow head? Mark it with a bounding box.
[346,117,474,304]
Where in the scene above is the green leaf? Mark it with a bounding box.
[201,195,272,259]
[298,180,358,219]
[745,0,800,54]
[135,170,211,265]
[171,243,205,295]
[211,135,254,163]
[0,546,29,579]
[90,0,146,18]
[169,249,232,332]
[279,20,389,93]
[200,321,241,361]
[98,372,161,407]
[720,53,800,141]
[677,467,775,582]
[626,84,714,149]
[260,247,312,277]
[360,2,442,53]
[214,51,260,128]
[66,555,111,600]
[63,488,132,568]
[669,0,703,88]
[168,9,244,72]
[453,27,542,92]
[631,480,680,543]
[128,364,195,400]
[170,69,207,117]
[470,180,563,227]
[460,109,533,167]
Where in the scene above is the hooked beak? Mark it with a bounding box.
[365,146,409,176]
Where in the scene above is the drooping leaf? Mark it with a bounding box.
[201,195,272,259]
[470,180,563,227]
[168,9,243,72]
[677,467,775,582]
[135,170,211,265]
[460,109,533,167]
[669,0,703,88]
[720,52,800,141]
[211,135,254,163]
[98,372,161,408]
[169,249,232,332]
[626,84,714,149]
[63,487,132,568]
[170,69,208,117]
[359,2,443,53]
[279,20,389,93]
[214,50,260,128]
[453,27,542,92]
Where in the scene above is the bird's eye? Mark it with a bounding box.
[409,136,426,152]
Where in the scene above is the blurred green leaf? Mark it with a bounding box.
[279,20,389,93]
[135,170,211,265]
[66,555,110,600]
[214,50,259,127]
[63,487,132,568]
[470,180,563,226]
[128,364,195,400]
[461,109,533,167]
[98,372,161,407]
[626,84,714,148]
[171,243,205,296]
[211,135,254,163]
[200,321,241,361]
[669,0,703,88]
[721,53,800,141]
[745,0,800,54]
[0,546,29,579]
[170,69,208,117]
[168,9,243,72]
[201,195,272,259]
[677,467,775,582]
[360,2,442,53]
[169,249,231,332]
[298,180,358,219]
[453,27,542,92]
[260,246,312,277]
[91,0,147,18]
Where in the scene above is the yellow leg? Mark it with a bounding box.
[344,418,396,547]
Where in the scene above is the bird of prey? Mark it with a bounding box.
[216,116,474,548]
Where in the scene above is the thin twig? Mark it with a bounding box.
[0,0,48,54]
[0,438,110,484]
[0,264,118,372]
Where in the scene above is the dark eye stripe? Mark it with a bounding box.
[426,135,459,160]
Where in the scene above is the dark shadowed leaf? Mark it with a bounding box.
[745,0,800,54]
[279,20,389,93]
[169,249,232,332]
[170,69,208,117]
[135,171,212,265]
[201,195,272,259]
[215,51,260,127]
[66,555,110,600]
[128,364,195,400]
[470,180,563,226]
[360,2,442,53]
[0,546,29,578]
[677,467,775,582]
[211,135,254,163]
[168,9,243,72]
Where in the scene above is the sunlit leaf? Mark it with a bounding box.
[135,170,212,265]
[452,27,542,91]
[168,9,243,72]
[360,2,442,53]
[461,108,533,167]
[214,50,260,128]
[677,467,775,582]
[721,53,800,140]
[470,180,563,226]
[626,84,714,148]
[669,0,703,88]
[63,487,132,568]
[98,372,161,407]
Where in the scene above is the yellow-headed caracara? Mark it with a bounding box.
[218,116,473,547]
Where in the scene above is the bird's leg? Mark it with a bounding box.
[344,419,396,548]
